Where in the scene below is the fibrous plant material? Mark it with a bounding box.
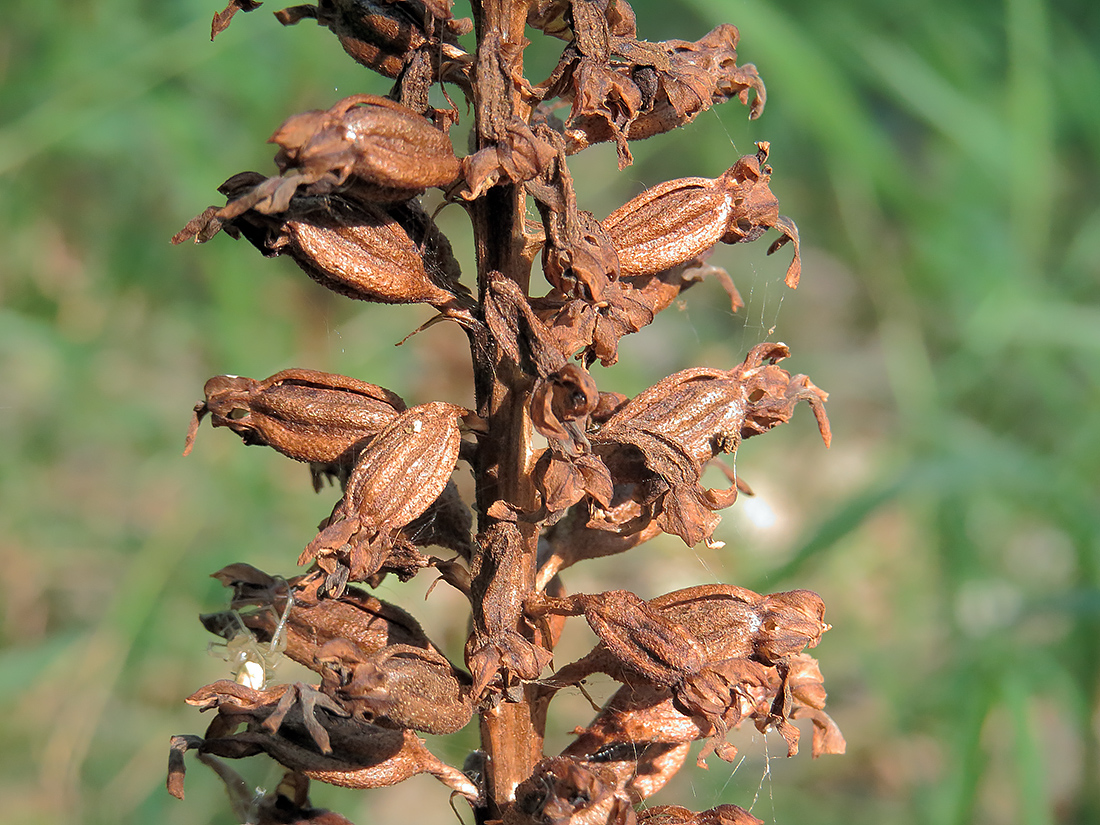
[168,1,845,822]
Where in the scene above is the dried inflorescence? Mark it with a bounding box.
[168,0,843,823]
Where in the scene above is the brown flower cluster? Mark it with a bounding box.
[168,1,843,823]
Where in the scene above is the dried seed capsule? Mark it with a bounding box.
[175,174,470,309]
[185,369,406,472]
[315,640,473,734]
[300,402,470,586]
[282,200,464,307]
[337,401,467,530]
[589,342,828,545]
[601,144,800,286]
[270,94,461,192]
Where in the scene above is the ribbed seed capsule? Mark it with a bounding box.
[330,401,467,533]
[270,94,461,191]
[602,143,800,285]
[185,369,406,464]
[283,203,461,307]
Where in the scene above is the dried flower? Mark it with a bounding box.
[602,144,800,286]
[591,342,829,545]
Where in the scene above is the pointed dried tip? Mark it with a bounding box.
[768,216,801,288]
[171,206,222,245]
[801,379,832,449]
[167,734,204,800]
[183,402,207,456]
[210,0,262,40]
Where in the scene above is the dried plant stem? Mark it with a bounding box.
[169,0,845,821]
[469,3,543,815]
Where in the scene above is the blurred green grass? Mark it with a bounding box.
[2,0,1098,823]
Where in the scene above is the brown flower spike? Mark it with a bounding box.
[169,0,843,822]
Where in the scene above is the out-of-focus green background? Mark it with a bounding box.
[3,0,1098,823]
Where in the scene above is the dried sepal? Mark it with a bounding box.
[460,118,558,200]
[185,369,406,485]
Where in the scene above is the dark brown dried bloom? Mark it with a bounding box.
[530,585,827,689]
[185,369,405,487]
[591,342,829,545]
[273,0,471,87]
[505,757,635,825]
[533,14,765,168]
[315,639,473,734]
[203,564,450,670]
[529,584,831,763]
[170,681,477,797]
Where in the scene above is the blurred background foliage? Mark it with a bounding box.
[2,0,1098,823]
